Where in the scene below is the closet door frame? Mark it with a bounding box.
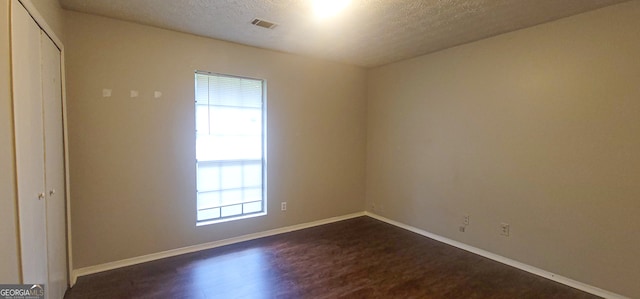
[12,0,73,287]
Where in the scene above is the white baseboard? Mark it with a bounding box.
[71,211,366,285]
[365,212,628,299]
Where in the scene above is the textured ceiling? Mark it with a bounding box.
[59,0,630,67]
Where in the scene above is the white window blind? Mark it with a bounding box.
[195,72,265,224]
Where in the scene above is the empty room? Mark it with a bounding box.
[1,0,639,298]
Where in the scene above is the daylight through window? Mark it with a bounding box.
[195,72,265,224]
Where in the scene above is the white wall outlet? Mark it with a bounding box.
[464,215,470,226]
[154,91,162,98]
[130,90,139,98]
[500,223,510,236]
[102,89,112,98]
[459,226,466,233]
[281,202,287,211]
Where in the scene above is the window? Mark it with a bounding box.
[195,72,266,225]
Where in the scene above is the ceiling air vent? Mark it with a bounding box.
[251,18,277,29]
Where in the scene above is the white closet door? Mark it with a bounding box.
[41,32,67,299]
[11,0,48,285]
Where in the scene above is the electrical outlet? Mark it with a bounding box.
[371,203,376,211]
[281,202,287,211]
[459,226,466,233]
[500,223,510,236]
[463,215,470,226]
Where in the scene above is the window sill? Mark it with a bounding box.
[196,212,267,227]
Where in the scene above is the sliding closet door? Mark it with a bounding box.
[41,32,67,298]
[11,0,48,285]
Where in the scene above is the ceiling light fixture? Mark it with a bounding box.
[312,0,351,18]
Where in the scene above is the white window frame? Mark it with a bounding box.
[195,71,267,226]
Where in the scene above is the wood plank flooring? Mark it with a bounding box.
[65,217,600,299]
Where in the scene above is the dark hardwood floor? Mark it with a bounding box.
[65,217,600,299]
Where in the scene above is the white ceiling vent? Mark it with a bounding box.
[251,18,277,29]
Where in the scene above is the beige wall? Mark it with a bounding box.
[367,1,640,298]
[64,11,367,269]
[0,0,20,283]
